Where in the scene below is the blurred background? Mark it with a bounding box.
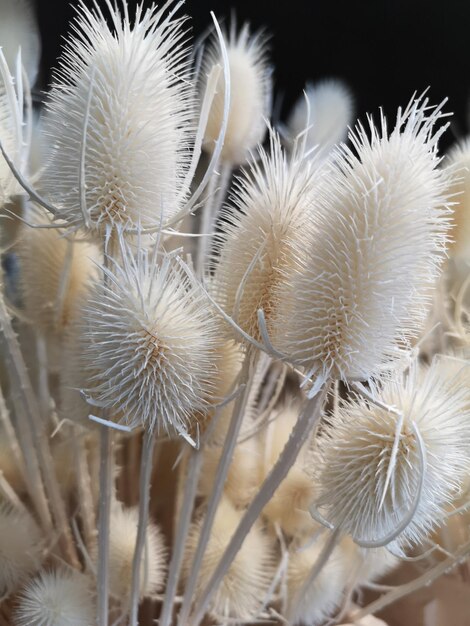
[34,0,470,151]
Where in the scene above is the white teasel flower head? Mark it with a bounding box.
[315,358,470,549]
[200,20,272,165]
[91,504,166,600]
[14,569,95,626]
[79,246,221,436]
[287,79,354,159]
[182,497,275,621]
[0,0,41,86]
[213,129,325,341]
[272,95,452,386]
[42,0,194,238]
[0,504,44,597]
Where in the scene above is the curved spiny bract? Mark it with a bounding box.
[316,359,470,549]
[42,0,195,238]
[80,247,221,437]
[200,20,272,165]
[273,96,452,384]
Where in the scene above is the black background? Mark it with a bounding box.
[34,0,470,152]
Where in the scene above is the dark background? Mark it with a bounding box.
[34,0,469,152]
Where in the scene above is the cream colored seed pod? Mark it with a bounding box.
[14,569,95,626]
[201,22,271,165]
[286,534,351,625]
[0,504,44,597]
[182,497,275,621]
[18,217,100,335]
[260,403,317,536]
[91,504,166,601]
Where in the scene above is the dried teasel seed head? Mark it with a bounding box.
[0,0,40,86]
[91,504,166,601]
[14,569,95,626]
[183,497,275,620]
[18,214,100,335]
[272,95,452,384]
[79,247,221,436]
[43,0,194,237]
[0,504,44,597]
[201,21,272,165]
[287,79,354,159]
[286,535,351,625]
[316,358,470,549]
[213,129,325,341]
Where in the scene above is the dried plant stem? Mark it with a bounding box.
[189,384,329,626]
[97,423,113,626]
[73,429,96,547]
[196,162,232,277]
[352,538,470,620]
[160,448,205,626]
[0,386,26,485]
[129,429,157,626]
[0,292,79,566]
[0,469,28,513]
[36,334,51,419]
[178,351,253,626]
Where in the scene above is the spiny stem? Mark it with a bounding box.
[189,384,328,626]
[129,429,157,626]
[97,424,113,626]
[73,429,97,548]
[178,351,253,626]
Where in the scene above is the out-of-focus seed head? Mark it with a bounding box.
[0,0,40,86]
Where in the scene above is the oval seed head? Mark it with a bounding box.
[14,569,95,626]
[201,21,272,165]
[43,1,194,238]
[91,504,166,601]
[213,129,324,341]
[80,248,221,436]
[273,96,452,384]
[0,504,43,597]
[18,215,100,335]
[286,535,350,625]
[287,79,354,158]
[316,359,470,549]
[446,138,470,260]
[0,0,40,86]
[183,497,275,621]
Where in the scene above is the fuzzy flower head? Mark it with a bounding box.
[201,21,272,165]
[213,129,324,341]
[287,79,354,158]
[80,247,221,436]
[273,95,452,385]
[0,504,43,597]
[14,569,94,626]
[316,358,470,549]
[43,0,194,238]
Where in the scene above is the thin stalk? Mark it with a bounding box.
[0,469,28,513]
[189,384,328,626]
[0,292,78,565]
[129,429,157,625]
[160,448,205,626]
[73,428,97,547]
[97,424,113,626]
[0,385,26,486]
[178,351,253,626]
[36,334,51,419]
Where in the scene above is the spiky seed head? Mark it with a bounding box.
[446,138,470,260]
[79,248,221,435]
[183,497,275,620]
[42,1,194,238]
[201,21,272,165]
[286,535,350,625]
[213,130,324,341]
[272,96,452,383]
[14,569,95,626]
[287,79,354,158]
[316,359,470,548]
[0,504,43,597]
[90,504,166,601]
[0,0,40,86]
[18,215,100,335]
